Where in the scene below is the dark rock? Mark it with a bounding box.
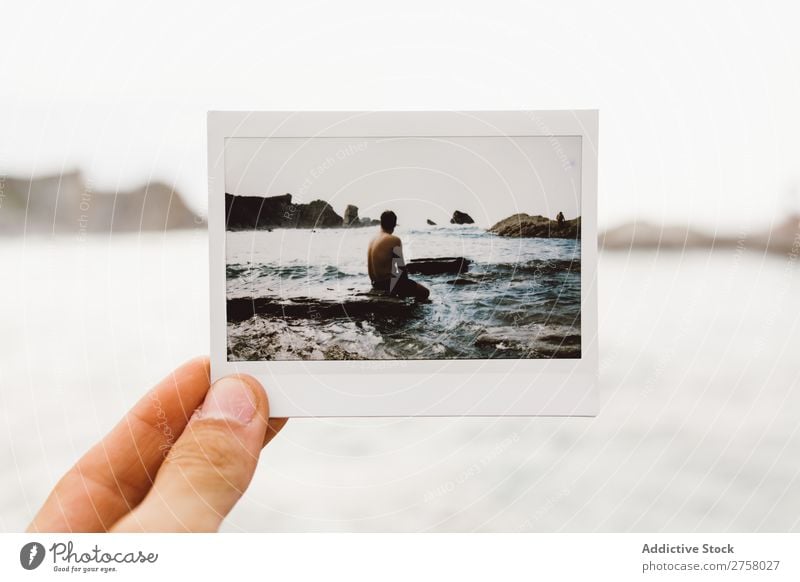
[474,330,581,359]
[226,193,343,229]
[537,333,582,346]
[344,204,359,225]
[227,295,420,323]
[359,216,380,226]
[297,199,342,228]
[446,277,478,285]
[426,219,437,226]
[225,193,291,229]
[0,170,201,235]
[450,210,475,225]
[324,345,366,360]
[406,257,471,275]
[489,213,580,239]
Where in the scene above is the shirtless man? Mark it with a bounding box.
[367,210,430,300]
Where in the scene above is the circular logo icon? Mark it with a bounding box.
[20,542,46,570]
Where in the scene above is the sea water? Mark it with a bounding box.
[225,225,581,360]
[2,234,799,532]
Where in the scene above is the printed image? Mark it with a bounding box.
[225,136,581,360]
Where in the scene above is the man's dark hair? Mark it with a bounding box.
[380,210,397,232]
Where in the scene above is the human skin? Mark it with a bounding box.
[367,229,403,283]
[27,357,286,532]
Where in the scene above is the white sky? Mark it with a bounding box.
[225,137,582,227]
[1,0,799,231]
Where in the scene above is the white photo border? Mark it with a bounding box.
[209,111,598,417]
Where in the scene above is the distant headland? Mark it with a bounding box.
[0,170,201,236]
[226,192,581,240]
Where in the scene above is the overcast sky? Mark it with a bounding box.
[225,136,581,227]
[1,1,799,230]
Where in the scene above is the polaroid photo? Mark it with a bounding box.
[208,111,598,417]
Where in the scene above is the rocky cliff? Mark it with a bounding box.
[226,193,383,229]
[225,193,343,229]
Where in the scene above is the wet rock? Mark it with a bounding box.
[324,345,366,360]
[450,210,475,225]
[406,257,471,275]
[474,330,581,358]
[227,295,420,322]
[426,219,437,225]
[489,213,580,239]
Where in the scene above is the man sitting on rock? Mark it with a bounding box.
[368,210,430,301]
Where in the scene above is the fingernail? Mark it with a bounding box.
[200,377,257,424]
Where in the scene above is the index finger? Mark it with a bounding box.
[28,357,212,532]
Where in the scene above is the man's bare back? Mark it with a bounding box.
[368,211,430,301]
[367,231,402,284]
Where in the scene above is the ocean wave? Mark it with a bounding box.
[227,258,579,287]
[227,263,352,281]
[228,316,389,360]
[490,258,580,275]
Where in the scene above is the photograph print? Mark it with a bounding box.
[225,133,581,361]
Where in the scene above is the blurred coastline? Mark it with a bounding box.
[3,170,798,258]
[600,216,800,256]
[0,170,203,236]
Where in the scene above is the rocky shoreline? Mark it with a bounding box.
[226,192,581,240]
[489,213,580,239]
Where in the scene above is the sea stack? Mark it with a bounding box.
[450,210,475,225]
[344,204,359,226]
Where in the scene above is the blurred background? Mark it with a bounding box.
[1,0,799,531]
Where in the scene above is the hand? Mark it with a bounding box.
[27,357,287,532]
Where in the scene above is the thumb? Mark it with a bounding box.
[112,375,269,532]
